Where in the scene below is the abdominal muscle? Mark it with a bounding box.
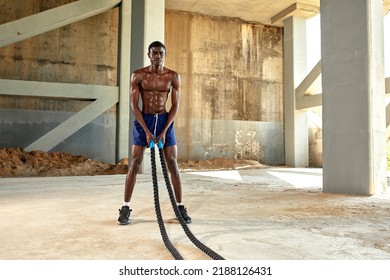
[141,90,169,114]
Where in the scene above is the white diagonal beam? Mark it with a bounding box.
[295,64,389,118]
[295,60,322,110]
[0,79,119,152]
[296,60,321,98]
[0,0,121,48]
[296,94,322,110]
[25,93,118,152]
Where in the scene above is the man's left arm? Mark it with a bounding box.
[159,72,181,144]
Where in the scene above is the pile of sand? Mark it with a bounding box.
[0,148,264,178]
[178,157,265,171]
[0,148,127,177]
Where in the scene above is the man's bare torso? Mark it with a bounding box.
[134,66,175,114]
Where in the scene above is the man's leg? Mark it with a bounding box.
[164,145,191,223]
[118,145,145,225]
[164,145,182,202]
[124,145,145,202]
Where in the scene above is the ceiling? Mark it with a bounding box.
[165,0,390,27]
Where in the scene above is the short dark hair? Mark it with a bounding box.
[148,41,166,53]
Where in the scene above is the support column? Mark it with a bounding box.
[321,0,387,195]
[283,16,309,167]
[116,0,131,163]
[130,0,164,72]
[130,0,165,173]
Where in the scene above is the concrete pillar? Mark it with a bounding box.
[130,0,165,173]
[283,16,309,167]
[117,0,131,163]
[321,0,387,195]
[130,0,164,71]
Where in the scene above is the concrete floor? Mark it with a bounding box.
[1,167,390,260]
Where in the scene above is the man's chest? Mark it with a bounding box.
[141,74,172,92]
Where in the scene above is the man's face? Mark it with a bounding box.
[148,46,166,66]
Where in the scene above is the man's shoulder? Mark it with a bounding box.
[163,67,179,78]
[131,67,148,80]
[163,67,177,74]
[133,66,149,75]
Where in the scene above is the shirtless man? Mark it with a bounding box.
[118,41,191,225]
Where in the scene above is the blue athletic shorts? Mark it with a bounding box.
[132,113,177,147]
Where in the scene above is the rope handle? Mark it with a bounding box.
[149,140,163,149]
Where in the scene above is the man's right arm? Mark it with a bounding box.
[130,72,155,146]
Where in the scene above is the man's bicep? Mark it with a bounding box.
[130,73,140,92]
[171,87,180,106]
[130,74,141,101]
[171,73,181,103]
[130,88,141,113]
[172,72,181,90]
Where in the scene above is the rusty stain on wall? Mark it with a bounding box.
[0,0,119,86]
[234,130,260,160]
[165,10,284,163]
[37,59,76,66]
[165,10,283,123]
[0,0,119,162]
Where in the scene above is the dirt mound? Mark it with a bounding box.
[0,148,127,177]
[0,148,264,178]
[178,157,265,171]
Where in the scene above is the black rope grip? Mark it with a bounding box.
[150,141,225,260]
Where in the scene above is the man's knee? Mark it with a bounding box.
[128,158,142,176]
[165,157,178,173]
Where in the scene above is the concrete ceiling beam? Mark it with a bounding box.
[272,3,319,25]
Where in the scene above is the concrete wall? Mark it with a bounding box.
[0,0,119,163]
[1,4,291,166]
[164,10,285,165]
[0,0,118,86]
[309,126,322,167]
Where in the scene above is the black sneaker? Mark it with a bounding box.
[178,205,192,224]
[118,206,131,225]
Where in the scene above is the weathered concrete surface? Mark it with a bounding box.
[165,0,321,26]
[1,168,390,260]
[0,0,119,163]
[176,118,284,165]
[165,11,284,165]
[309,126,322,167]
[0,0,119,86]
[0,108,116,163]
[165,11,283,123]
[0,5,285,166]
[321,0,387,195]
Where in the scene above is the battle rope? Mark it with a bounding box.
[150,140,183,260]
[150,140,225,260]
